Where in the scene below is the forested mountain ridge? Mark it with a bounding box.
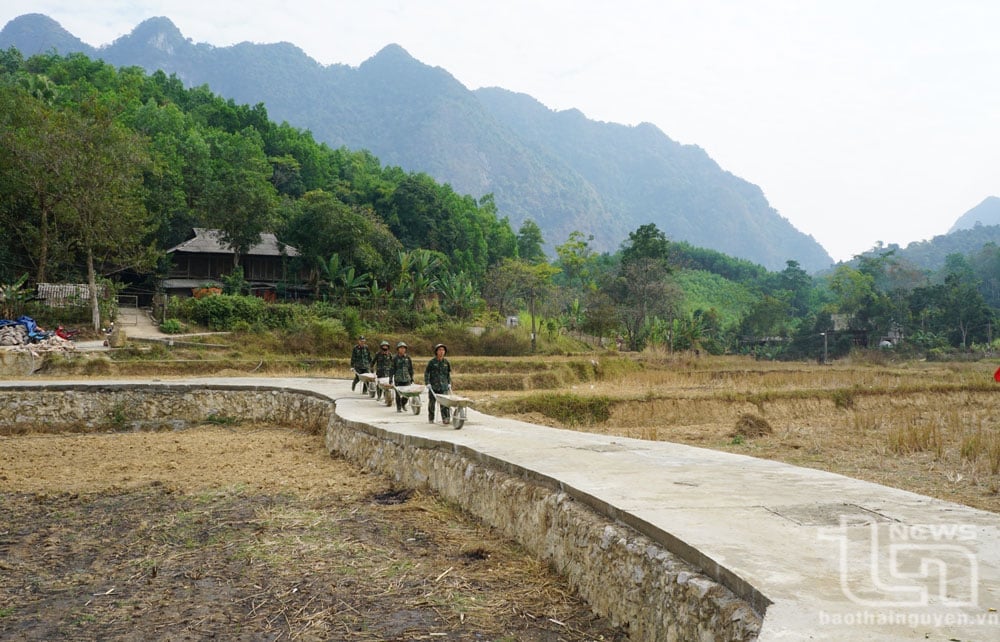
[474,88,815,268]
[949,196,1000,234]
[3,41,998,358]
[852,225,1000,274]
[0,13,833,272]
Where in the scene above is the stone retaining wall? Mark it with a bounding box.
[0,384,331,435]
[0,384,762,641]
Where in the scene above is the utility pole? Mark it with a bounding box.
[821,332,828,365]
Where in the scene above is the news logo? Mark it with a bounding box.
[819,517,979,608]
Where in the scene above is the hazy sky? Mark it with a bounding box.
[5,0,1000,262]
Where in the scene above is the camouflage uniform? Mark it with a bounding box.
[350,338,371,392]
[390,348,414,412]
[425,345,452,423]
[371,342,393,400]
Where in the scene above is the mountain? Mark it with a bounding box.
[474,88,824,268]
[949,196,1000,233]
[851,224,1000,274]
[0,13,94,58]
[0,13,834,272]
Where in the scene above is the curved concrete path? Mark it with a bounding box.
[3,375,999,640]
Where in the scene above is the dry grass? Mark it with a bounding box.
[732,413,773,439]
[474,354,1000,513]
[0,424,626,640]
[15,347,1000,513]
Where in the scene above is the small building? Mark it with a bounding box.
[36,283,109,307]
[162,228,303,299]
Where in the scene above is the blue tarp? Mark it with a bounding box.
[0,316,49,341]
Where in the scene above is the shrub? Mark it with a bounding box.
[283,318,348,355]
[474,327,531,356]
[159,318,185,334]
[339,307,362,340]
[831,389,856,409]
[262,303,311,331]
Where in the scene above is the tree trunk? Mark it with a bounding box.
[529,290,537,353]
[37,195,50,284]
[87,248,101,331]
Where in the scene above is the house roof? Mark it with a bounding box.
[166,228,300,257]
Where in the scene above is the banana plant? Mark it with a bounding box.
[437,272,483,320]
[339,266,371,306]
[0,273,31,320]
[397,249,443,310]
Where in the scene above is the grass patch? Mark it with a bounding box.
[490,393,612,426]
[887,417,943,457]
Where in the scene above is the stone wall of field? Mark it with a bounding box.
[0,384,331,435]
[0,384,761,641]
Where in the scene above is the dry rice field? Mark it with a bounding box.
[468,354,1000,514]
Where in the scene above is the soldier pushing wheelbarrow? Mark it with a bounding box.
[425,343,452,424]
[390,341,422,413]
[350,335,372,394]
[371,340,393,402]
[425,343,473,429]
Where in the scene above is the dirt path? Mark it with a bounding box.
[0,423,627,641]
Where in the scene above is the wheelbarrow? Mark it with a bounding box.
[357,371,377,398]
[351,369,376,396]
[377,377,394,406]
[429,389,474,430]
[394,383,426,415]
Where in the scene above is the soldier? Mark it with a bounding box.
[425,343,452,424]
[390,341,414,412]
[350,335,372,393]
[371,340,393,400]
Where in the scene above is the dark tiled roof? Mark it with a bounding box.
[166,228,300,257]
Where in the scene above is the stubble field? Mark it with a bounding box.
[3,348,999,641]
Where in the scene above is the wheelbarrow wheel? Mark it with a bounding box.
[368,385,376,399]
[411,398,421,415]
[451,414,465,430]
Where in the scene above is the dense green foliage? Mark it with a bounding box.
[0,49,517,312]
[2,47,998,360]
[0,14,833,271]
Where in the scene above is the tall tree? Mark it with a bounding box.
[555,230,597,293]
[483,258,559,350]
[62,100,158,329]
[621,223,670,267]
[516,219,547,264]
[483,259,524,318]
[202,128,277,264]
[604,257,680,350]
[283,189,402,288]
[0,89,77,282]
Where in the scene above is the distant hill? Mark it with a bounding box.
[0,13,94,58]
[949,196,1000,233]
[1,13,834,272]
[842,197,1000,273]
[851,225,1000,274]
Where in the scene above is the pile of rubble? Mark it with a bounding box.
[0,323,28,346]
[0,323,76,353]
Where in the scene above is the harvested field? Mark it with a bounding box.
[0,423,627,641]
[5,345,1000,642]
[474,355,1000,513]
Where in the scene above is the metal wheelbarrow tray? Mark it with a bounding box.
[429,391,474,429]
[394,383,426,414]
